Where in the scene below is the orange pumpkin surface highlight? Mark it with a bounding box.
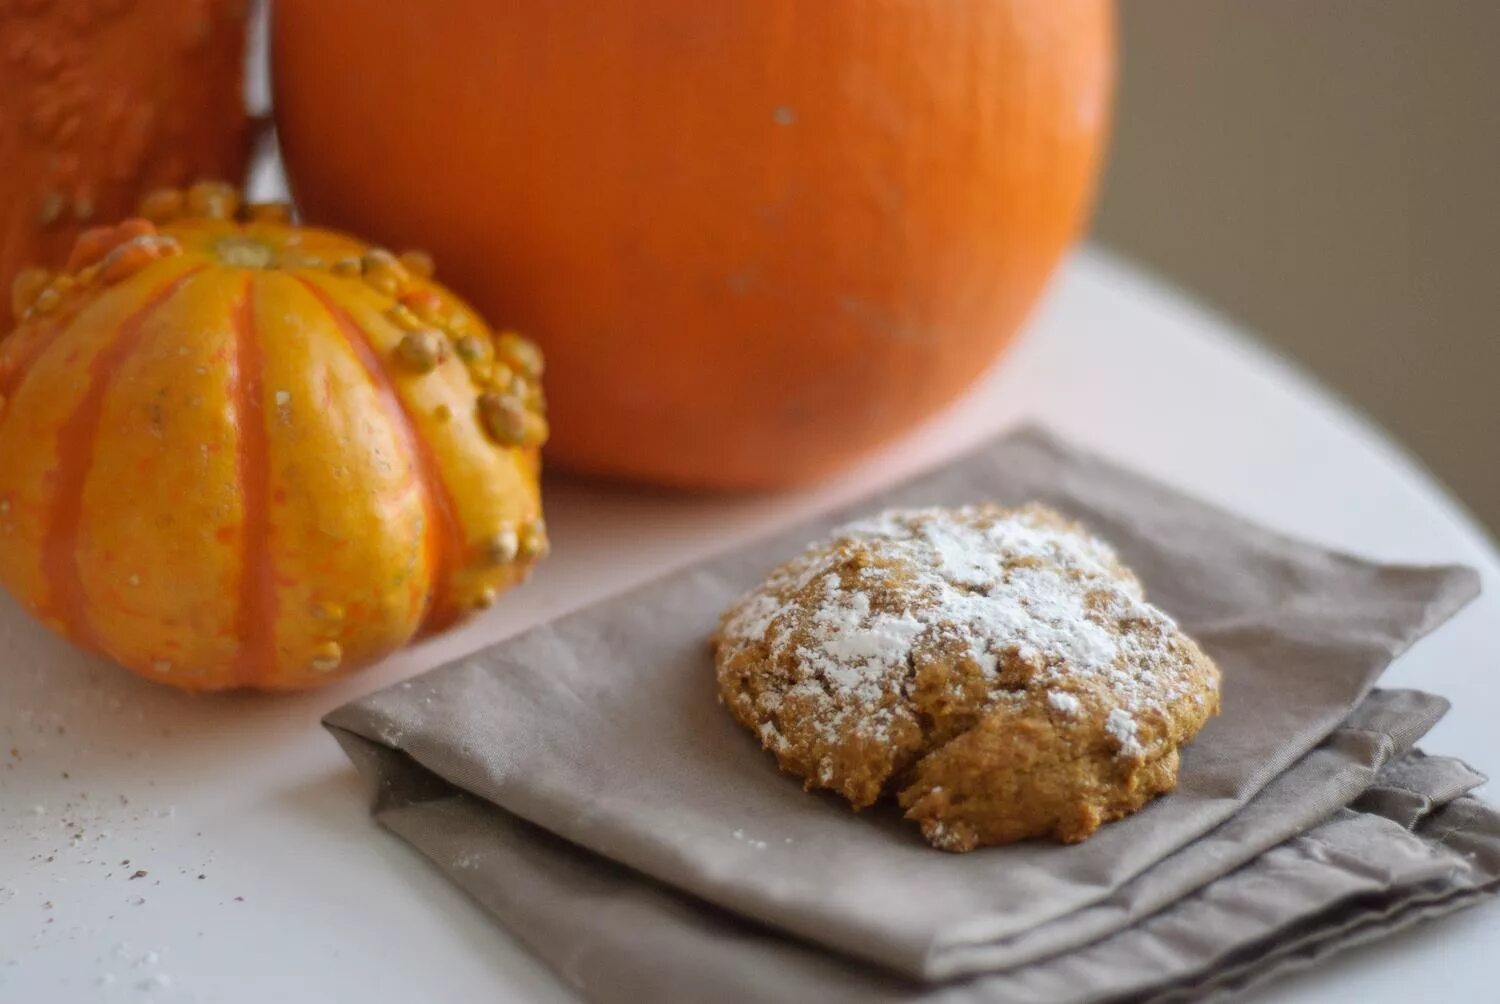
[0,0,249,292]
[272,0,1114,489]
[0,184,549,691]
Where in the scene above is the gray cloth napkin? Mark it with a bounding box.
[334,708,1499,1004]
[326,426,1493,1001]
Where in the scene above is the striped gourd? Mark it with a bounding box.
[0,183,547,690]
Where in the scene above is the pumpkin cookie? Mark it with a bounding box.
[713,504,1220,852]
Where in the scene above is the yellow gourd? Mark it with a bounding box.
[0,183,548,691]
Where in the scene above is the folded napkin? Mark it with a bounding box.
[327,427,1496,1001]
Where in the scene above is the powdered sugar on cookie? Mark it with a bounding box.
[718,504,1186,759]
[714,502,1222,850]
[1047,690,1083,716]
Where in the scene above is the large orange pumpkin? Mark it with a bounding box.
[0,184,548,691]
[272,0,1114,489]
[0,0,249,292]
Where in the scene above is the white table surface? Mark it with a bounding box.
[2,246,1496,1003]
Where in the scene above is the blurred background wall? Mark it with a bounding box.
[1091,1,1499,536]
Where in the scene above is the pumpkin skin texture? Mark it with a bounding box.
[0,186,549,691]
[272,0,1114,489]
[0,0,250,292]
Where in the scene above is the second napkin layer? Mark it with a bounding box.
[332,691,1499,1003]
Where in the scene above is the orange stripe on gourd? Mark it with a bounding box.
[298,273,545,628]
[0,261,197,622]
[79,269,249,681]
[229,276,279,687]
[250,274,431,687]
[296,275,464,635]
[39,267,203,650]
